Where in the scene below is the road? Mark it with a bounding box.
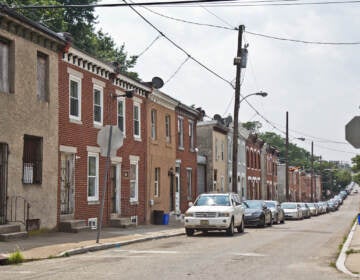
[1,193,359,280]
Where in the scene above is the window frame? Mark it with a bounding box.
[130,158,139,202]
[87,153,99,202]
[117,97,126,136]
[69,75,82,121]
[178,117,184,149]
[154,167,160,197]
[93,84,103,126]
[22,135,43,185]
[151,109,157,140]
[165,115,171,143]
[133,102,141,139]
[189,120,194,150]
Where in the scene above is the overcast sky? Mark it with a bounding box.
[95,0,359,163]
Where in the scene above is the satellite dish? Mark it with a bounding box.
[152,77,164,89]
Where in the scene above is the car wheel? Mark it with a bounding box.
[280,214,285,224]
[259,215,266,227]
[275,213,279,224]
[226,219,234,236]
[237,218,245,233]
[185,228,194,236]
[267,214,273,226]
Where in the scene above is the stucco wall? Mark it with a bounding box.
[0,29,59,229]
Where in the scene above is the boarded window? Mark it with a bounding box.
[0,39,10,93]
[37,52,48,101]
[23,135,42,184]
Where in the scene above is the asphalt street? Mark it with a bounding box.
[1,193,359,280]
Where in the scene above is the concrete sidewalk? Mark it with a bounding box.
[344,221,360,275]
[0,222,185,261]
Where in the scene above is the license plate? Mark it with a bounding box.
[200,220,209,225]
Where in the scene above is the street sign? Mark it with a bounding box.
[97,125,124,157]
[345,116,360,148]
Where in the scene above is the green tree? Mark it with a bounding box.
[242,121,262,133]
[351,155,360,184]
[4,0,138,78]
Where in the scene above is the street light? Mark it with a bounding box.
[232,91,268,196]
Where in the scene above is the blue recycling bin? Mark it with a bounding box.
[162,213,169,225]
[358,213,360,225]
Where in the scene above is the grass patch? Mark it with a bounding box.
[28,227,51,237]
[329,261,336,268]
[7,250,24,265]
[346,249,360,255]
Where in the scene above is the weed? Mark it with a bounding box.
[7,250,24,265]
[329,262,336,268]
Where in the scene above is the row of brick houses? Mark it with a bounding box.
[0,6,321,233]
[0,5,202,231]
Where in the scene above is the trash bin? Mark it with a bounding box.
[153,210,164,225]
[162,213,169,225]
[358,213,360,225]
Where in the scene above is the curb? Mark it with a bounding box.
[57,230,185,257]
[336,220,360,278]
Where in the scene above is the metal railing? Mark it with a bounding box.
[7,196,30,231]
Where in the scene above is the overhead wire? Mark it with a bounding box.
[136,34,163,58]
[164,55,191,84]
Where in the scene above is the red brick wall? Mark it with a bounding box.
[58,56,148,225]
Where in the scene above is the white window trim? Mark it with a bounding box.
[189,120,194,150]
[87,152,99,202]
[117,97,126,137]
[151,109,157,140]
[178,117,184,149]
[154,167,160,197]
[93,84,103,126]
[69,74,82,122]
[133,102,141,140]
[165,115,171,143]
[130,156,139,202]
[186,168,192,200]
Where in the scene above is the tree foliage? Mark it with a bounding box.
[4,0,138,79]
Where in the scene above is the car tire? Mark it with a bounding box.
[259,215,266,227]
[237,218,244,233]
[275,213,279,224]
[185,228,194,236]
[280,215,285,224]
[268,214,273,226]
[226,219,234,236]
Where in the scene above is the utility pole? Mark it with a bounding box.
[311,141,314,202]
[232,25,245,195]
[285,111,289,201]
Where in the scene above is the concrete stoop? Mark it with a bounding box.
[59,220,90,233]
[109,217,136,228]
[0,224,28,241]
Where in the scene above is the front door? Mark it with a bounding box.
[110,164,121,215]
[60,153,75,216]
[0,143,8,225]
[175,167,180,213]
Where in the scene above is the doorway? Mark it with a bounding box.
[0,143,8,225]
[60,153,75,217]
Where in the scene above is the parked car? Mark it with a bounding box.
[306,203,318,216]
[298,202,311,219]
[243,200,272,227]
[265,200,285,224]
[281,202,303,220]
[327,200,337,211]
[184,193,245,236]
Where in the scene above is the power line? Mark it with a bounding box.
[165,55,190,84]
[198,4,234,28]
[123,0,234,87]
[137,34,163,58]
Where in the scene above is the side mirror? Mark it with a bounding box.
[188,202,194,207]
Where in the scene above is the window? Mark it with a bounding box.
[88,153,99,201]
[117,99,125,134]
[69,76,81,120]
[0,38,10,93]
[215,139,218,160]
[187,168,192,200]
[151,109,157,140]
[178,118,184,148]
[221,141,224,161]
[37,52,48,101]
[23,135,42,184]
[154,167,160,197]
[93,85,103,125]
[133,103,141,139]
[130,159,139,202]
[189,120,194,150]
[165,115,171,143]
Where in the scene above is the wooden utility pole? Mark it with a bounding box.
[232,25,245,195]
[285,111,289,201]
